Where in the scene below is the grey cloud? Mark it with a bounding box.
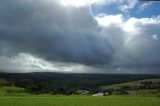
[127,21,160,67]
[100,17,160,70]
[0,0,113,67]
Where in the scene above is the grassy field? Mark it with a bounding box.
[0,78,160,106]
[0,96,160,106]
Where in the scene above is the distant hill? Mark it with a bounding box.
[101,78,160,90]
[101,78,160,96]
[0,72,160,95]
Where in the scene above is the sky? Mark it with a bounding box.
[0,0,160,74]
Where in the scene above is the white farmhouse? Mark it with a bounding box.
[92,93,104,96]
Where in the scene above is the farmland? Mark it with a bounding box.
[0,96,160,106]
[0,73,160,106]
[0,85,160,106]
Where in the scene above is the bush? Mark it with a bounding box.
[0,79,13,87]
[4,86,25,93]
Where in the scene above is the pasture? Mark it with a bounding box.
[0,96,159,106]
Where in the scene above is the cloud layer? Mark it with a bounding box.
[0,0,113,71]
[0,0,160,74]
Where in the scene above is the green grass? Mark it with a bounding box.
[0,96,159,106]
[0,79,159,106]
[0,86,29,96]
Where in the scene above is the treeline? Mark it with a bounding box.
[139,81,160,89]
[0,72,159,95]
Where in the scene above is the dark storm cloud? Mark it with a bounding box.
[0,0,113,66]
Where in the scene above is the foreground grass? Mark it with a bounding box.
[0,96,160,106]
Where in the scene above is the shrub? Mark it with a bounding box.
[4,86,25,93]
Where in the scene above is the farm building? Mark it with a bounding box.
[92,93,104,96]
